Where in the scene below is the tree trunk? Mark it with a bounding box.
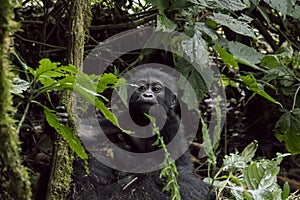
[46,0,91,199]
[0,0,32,199]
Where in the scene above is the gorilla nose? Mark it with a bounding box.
[142,92,154,99]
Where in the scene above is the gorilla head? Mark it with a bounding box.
[128,68,179,127]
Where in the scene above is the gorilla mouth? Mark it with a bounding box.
[136,102,154,110]
[136,99,157,105]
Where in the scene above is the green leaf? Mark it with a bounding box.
[195,22,218,41]
[39,76,56,87]
[176,59,207,108]
[57,64,78,74]
[181,30,209,69]
[212,13,256,39]
[201,116,216,165]
[36,58,60,78]
[73,74,130,134]
[260,55,282,69]
[263,0,288,17]
[116,79,128,108]
[177,29,213,104]
[243,153,286,197]
[94,98,130,133]
[56,76,76,91]
[147,0,169,12]
[34,59,76,88]
[28,66,35,76]
[223,153,246,172]
[44,108,88,160]
[275,109,300,154]
[288,4,300,19]
[214,0,248,11]
[188,0,248,11]
[10,78,29,94]
[177,74,198,110]
[212,97,222,151]
[241,140,258,162]
[281,182,290,200]
[170,0,194,10]
[157,14,177,32]
[244,163,259,189]
[215,45,239,69]
[241,74,282,106]
[96,73,119,93]
[221,74,237,88]
[263,67,295,87]
[228,41,265,71]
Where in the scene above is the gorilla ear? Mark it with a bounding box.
[171,93,177,108]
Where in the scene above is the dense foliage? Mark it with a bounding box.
[0,0,299,199]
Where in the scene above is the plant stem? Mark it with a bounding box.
[16,100,31,134]
[292,84,300,110]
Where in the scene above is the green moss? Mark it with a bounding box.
[0,0,32,199]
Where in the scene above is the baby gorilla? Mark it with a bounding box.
[67,68,213,200]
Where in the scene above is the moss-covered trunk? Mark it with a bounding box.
[46,0,91,199]
[0,0,32,199]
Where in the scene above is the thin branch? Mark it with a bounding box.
[15,34,66,49]
[90,14,156,31]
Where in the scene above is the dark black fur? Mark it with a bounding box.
[67,68,213,200]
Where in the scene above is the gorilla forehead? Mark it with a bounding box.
[130,68,177,92]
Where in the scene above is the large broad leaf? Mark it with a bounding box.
[176,30,212,107]
[212,13,256,39]
[215,45,239,69]
[195,22,218,42]
[243,154,286,199]
[188,0,248,11]
[176,58,207,109]
[215,0,248,11]
[44,108,88,160]
[228,41,265,71]
[263,0,288,17]
[275,109,300,154]
[181,30,209,67]
[241,74,282,106]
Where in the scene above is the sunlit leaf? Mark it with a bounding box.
[35,58,60,78]
[96,73,119,93]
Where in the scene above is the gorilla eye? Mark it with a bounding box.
[152,85,162,93]
[138,85,147,91]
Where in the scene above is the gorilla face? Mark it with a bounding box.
[128,69,178,127]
